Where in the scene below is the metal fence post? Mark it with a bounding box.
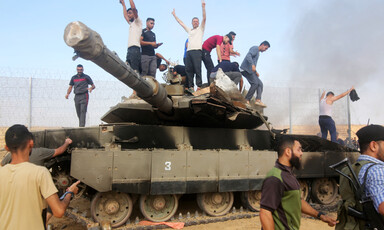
[289,87,292,134]
[28,76,32,129]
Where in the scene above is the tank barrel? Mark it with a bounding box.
[63,21,173,114]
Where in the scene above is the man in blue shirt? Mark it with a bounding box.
[240,41,270,107]
[356,124,384,215]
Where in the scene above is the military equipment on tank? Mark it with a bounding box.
[32,21,359,228]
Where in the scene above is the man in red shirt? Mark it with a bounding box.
[202,34,232,84]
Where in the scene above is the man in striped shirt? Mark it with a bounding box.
[356,125,384,215]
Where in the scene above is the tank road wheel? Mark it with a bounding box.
[91,191,133,228]
[241,190,261,212]
[197,192,234,216]
[299,180,310,201]
[311,178,338,205]
[139,194,179,222]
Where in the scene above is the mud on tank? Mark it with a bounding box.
[32,21,359,228]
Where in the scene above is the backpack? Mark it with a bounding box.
[336,160,384,230]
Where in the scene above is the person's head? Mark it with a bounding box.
[127,8,138,22]
[277,136,303,170]
[356,125,384,161]
[326,91,334,98]
[191,17,199,29]
[5,124,34,154]
[159,64,168,72]
[146,18,155,30]
[76,64,83,75]
[259,41,270,52]
[228,31,236,41]
[224,34,233,45]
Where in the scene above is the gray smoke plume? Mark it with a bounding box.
[287,0,384,125]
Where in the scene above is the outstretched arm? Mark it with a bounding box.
[320,91,326,101]
[331,86,354,102]
[301,200,338,227]
[46,181,80,218]
[201,0,206,28]
[172,9,189,32]
[156,53,170,65]
[52,138,72,158]
[119,0,130,23]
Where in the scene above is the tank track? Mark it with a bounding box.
[64,201,340,230]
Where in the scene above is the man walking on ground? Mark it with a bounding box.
[65,64,95,127]
[1,137,72,166]
[337,125,384,229]
[0,125,80,229]
[319,87,354,142]
[240,41,270,107]
[120,0,142,73]
[172,0,206,93]
[202,34,232,84]
[141,18,163,77]
[260,136,337,230]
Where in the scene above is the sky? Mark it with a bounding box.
[0,0,383,125]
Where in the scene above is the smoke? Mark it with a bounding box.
[286,0,384,125]
[290,0,384,88]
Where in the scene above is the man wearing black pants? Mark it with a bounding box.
[172,0,206,93]
[65,64,95,127]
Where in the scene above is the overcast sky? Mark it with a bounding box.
[0,0,383,124]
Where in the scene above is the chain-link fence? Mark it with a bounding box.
[0,74,359,148]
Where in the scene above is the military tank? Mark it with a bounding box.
[32,21,359,228]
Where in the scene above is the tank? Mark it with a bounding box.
[32,21,359,227]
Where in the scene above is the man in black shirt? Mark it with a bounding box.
[141,18,163,77]
[65,64,95,127]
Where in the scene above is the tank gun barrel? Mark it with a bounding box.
[63,21,173,114]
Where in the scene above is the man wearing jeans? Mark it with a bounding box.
[65,64,95,127]
[240,41,270,107]
[120,0,142,73]
[319,87,354,142]
[172,0,206,92]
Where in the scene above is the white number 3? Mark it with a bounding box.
[165,161,171,171]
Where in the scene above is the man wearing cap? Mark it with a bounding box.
[0,125,80,229]
[319,87,354,142]
[65,64,95,127]
[355,125,384,215]
[202,34,232,83]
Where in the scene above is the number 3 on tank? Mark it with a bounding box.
[165,161,172,170]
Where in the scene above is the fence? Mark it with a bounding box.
[0,75,358,147]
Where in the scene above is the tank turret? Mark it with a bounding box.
[64,21,267,129]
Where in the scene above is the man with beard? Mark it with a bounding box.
[260,136,337,230]
[336,125,384,229]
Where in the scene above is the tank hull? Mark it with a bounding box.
[33,124,359,195]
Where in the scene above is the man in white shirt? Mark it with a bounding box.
[172,0,206,93]
[120,0,142,73]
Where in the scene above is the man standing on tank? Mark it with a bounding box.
[202,34,232,83]
[319,87,354,142]
[172,0,206,93]
[120,0,142,73]
[260,136,337,230]
[65,64,95,127]
[240,41,270,107]
[141,18,163,77]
